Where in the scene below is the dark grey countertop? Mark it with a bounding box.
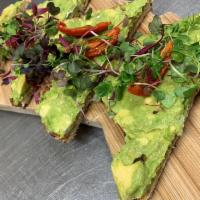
[0,1,200,200]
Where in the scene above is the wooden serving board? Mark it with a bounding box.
[0,1,200,199]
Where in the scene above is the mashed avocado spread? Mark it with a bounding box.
[110,76,189,199]
[1,0,88,107]
[37,0,150,138]
[66,0,149,40]
[39,0,88,19]
[98,12,200,198]
[0,1,24,26]
[10,75,30,106]
[36,82,89,137]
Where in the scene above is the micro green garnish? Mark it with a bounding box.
[170,63,187,80]
[47,2,60,16]
[85,8,93,20]
[95,14,200,108]
[0,2,63,87]
[149,15,163,35]
[1,6,200,108]
[153,90,166,101]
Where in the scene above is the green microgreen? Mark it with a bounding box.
[85,8,93,20]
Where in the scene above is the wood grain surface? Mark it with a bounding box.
[0,0,200,199]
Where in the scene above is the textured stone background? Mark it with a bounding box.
[0,1,200,200]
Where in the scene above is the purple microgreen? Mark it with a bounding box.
[32,3,38,16]
[0,69,11,78]
[25,37,35,49]
[33,92,40,104]
[72,46,81,54]
[21,22,33,29]
[5,37,19,49]
[2,76,17,85]
[145,67,155,84]
[32,2,48,16]
[133,28,164,58]
[37,8,48,15]
[59,35,71,51]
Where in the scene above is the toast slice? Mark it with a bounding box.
[97,13,200,199]
[0,0,91,107]
[35,0,152,142]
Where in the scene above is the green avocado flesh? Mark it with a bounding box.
[0,0,88,107]
[10,75,30,106]
[37,0,150,138]
[36,82,89,137]
[39,0,88,19]
[100,12,200,199]
[110,76,191,199]
[66,0,149,40]
[0,1,24,27]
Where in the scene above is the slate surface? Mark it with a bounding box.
[0,1,200,200]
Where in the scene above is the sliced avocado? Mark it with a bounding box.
[10,75,31,107]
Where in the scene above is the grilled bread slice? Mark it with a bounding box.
[36,0,152,142]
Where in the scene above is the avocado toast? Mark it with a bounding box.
[0,0,90,107]
[93,14,200,199]
[35,0,152,141]
[0,1,199,199]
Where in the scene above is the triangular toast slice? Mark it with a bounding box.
[97,13,200,200]
[35,0,152,141]
[0,0,90,107]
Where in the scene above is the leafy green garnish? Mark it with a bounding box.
[0,48,10,60]
[114,85,125,101]
[119,71,135,84]
[147,52,163,79]
[72,75,93,91]
[47,2,60,16]
[1,19,19,39]
[172,51,185,63]
[149,15,163,35]
[175,86,198,98]
[95,81,113,98]
[67,60,82,75]
[153,90,166,101]
[119,42,138,62]
[123,63,134,75]
[184,86,198,98]
[45,19,58,36]
[85,8,93,20]
[161,93,176,108]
